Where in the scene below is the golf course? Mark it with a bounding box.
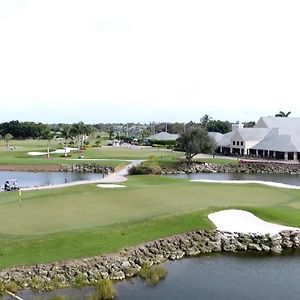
[0,140,300,269]
[1,169,300,268]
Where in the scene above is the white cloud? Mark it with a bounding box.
[0,0,300,123]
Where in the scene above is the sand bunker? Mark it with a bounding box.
[28,147,78,156]
[191,179,300,190]
[27,151,48,156]
[96,184,126,188]
[208,209,299,234]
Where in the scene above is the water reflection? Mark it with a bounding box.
[6,251,300,300]
[0,171,104,189]
[168,172,300,186]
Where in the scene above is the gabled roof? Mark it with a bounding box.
[216,131,234,147]
[255,116,300,135]
[208,132,224,143]
[147,132,180,141]
[232,128,271,141]
[251,129,298,152]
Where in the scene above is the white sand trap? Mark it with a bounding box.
[28,147,78,156]
[191,179,300,190]
[208,209,300,234]
[27,151,48,156]
[97,184,126,188]
[52,147,78,154]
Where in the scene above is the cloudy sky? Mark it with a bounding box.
[0,0,300,123]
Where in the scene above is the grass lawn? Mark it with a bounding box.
[0,175,300,268]
[0,139,183,166]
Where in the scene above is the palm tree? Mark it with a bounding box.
[70,122,91,151]
[43,130,56,159]
[275,111,291,117]
[4,133,13,149]
[60,125,71,157]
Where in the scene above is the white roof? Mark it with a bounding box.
[232,128,271,141]
[211,116,300,152]
[208,132,224,143]
[147,132,180,141]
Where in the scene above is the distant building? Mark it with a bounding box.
[209,116,300,161]
[147,132,180,142]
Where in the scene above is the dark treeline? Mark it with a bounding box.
[0,116,244,140]
[0,120,49,139]
[152,118,232,135]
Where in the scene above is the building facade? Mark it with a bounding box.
[210,117,300,161]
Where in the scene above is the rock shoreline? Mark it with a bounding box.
[59,164,114,174]
[162,162,300,175]
[1,229,300,291]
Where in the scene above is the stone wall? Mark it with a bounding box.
[1,230,300,291]
[59,164,114,174]
[163,162,300,175]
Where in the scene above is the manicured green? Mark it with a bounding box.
[83,147,182,160]
[0,175,300,268]
[0,139,183,165]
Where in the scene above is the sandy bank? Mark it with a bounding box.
[191,179,300,189]
[208,209,300,234]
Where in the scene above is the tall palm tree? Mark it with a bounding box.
[45,131,56,159]
[60,125,71,157]
[275,111,291,117]
[4,133,13,148]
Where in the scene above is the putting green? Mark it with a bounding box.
[1,175,300,268]
[0,176,299,236]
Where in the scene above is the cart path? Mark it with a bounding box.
[20,160,143,191]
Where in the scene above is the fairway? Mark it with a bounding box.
[0,139,183,165]
[1,175,300,267]
[0,176,298,235]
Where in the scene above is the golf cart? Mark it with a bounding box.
[4,179,20,191]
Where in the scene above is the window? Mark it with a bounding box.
[241,141,244,146]
[237,141,239,146]
[233,141,235,145]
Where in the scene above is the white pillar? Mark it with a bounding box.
[220,146,223,154]
[230,147,233,154]
[284,152,288,160]
[293,152,297,161]
[273,151,276,158]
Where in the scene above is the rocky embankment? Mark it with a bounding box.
[1,230,300,291]
[163,162,300,175]
[59,164,114,174]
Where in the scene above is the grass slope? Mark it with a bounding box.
[0,175,300,267]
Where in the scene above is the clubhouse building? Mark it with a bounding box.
[210,116,300,161]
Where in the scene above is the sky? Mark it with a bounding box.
[0,0,300,124]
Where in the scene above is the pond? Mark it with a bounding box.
[168,172,300,186]
[5,251,300,300]
[0,171,104,190]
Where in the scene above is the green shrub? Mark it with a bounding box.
[87,279,117,300]
[139,264,167,286]
[74,273,88,288]
[129,164,162,175]
[3,281,19,293]
[149,140,176,146]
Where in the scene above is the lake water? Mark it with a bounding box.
[8,251,300,300]
[168,172,300,186]
[0,171,104,190]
